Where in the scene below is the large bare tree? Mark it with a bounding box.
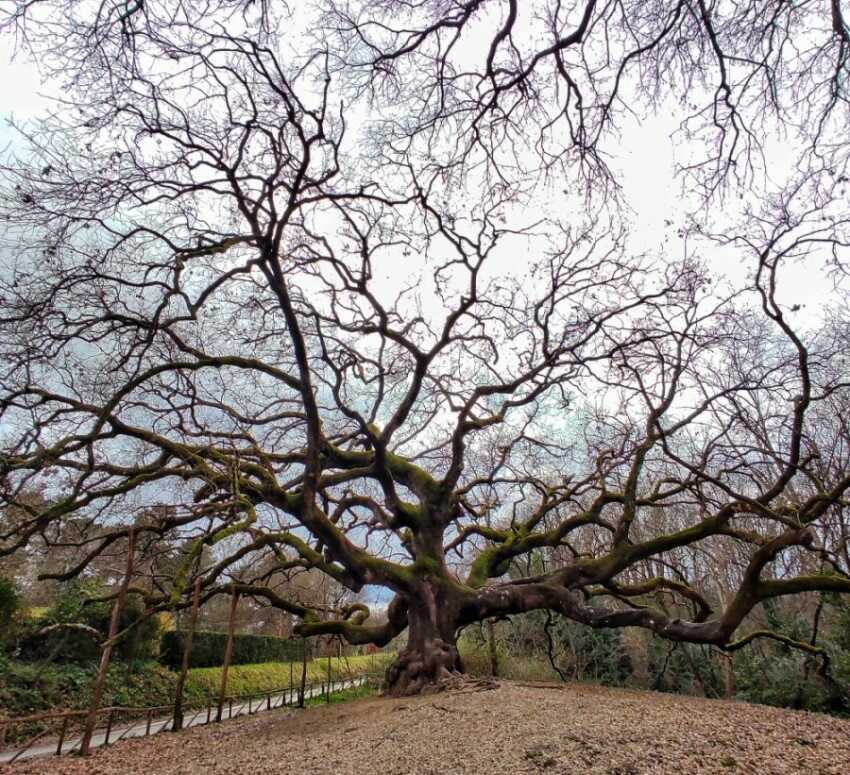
[1,1,849,695]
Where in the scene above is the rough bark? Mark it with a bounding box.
[384,584,463,696]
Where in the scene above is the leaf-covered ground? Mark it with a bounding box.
[2,680,849,774]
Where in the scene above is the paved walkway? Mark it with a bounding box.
[0,677,365,763]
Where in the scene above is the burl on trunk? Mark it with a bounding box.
[384,583,463,696]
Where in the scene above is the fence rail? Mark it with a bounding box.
[0,673,375,764]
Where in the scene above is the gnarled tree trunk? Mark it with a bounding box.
[384,583,463,696]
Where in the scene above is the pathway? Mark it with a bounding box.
[0,677,366,763]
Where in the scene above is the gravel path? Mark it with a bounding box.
[2,681,848,774]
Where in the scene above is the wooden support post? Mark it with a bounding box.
[289,660,294,704]
[172,577,201,731]
[56,716,69,756]
[104,709,114,746]
[80,528,136,756]
[326,648,332,703]
[146,708,153,736]
[216,589,239,722]
[298,640,307,708]
[487,619,499,678]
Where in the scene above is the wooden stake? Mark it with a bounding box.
[80,527,136,756]
[55,716,68,756]
[216,589,239,722]
[326,646,332,703]
[298,639,308,708]
[172,577,201,731]
[487,619,499,678]
[104,709,114,746]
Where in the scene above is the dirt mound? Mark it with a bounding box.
[2,681,849,774]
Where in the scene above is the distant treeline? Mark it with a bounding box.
[460,593,850,717]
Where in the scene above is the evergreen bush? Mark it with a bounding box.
[159,629,306,669]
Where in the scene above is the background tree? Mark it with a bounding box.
[0,0,849,697]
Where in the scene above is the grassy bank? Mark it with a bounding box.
[0,653,392,721]
[184,654,390,699]
[0,658,178,719]
[303,680,380,707]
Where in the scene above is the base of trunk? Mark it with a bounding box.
[384,637,463,697]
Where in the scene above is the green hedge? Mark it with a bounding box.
[185,654,389,697]
[159,629,307,669]
[16,582,161,663]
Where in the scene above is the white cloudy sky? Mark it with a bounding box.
[0,38,48,138]
[2,30,839,332]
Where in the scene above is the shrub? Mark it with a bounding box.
[459,613,632,686]
[19,581,161,663]
[0,658,183,719]
[729,597,850,715]
[0,577,19,626]
[0,577,21,651]
[159,629,307,669]
[646,638,723,696]
[733,650,832,712]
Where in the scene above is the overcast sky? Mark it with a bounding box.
[2,31,839,333]
[1,15,847,613]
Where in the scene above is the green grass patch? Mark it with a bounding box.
[303,679,379,707]
[184,653,390,698]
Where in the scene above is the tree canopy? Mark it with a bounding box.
[1,1,849,695]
